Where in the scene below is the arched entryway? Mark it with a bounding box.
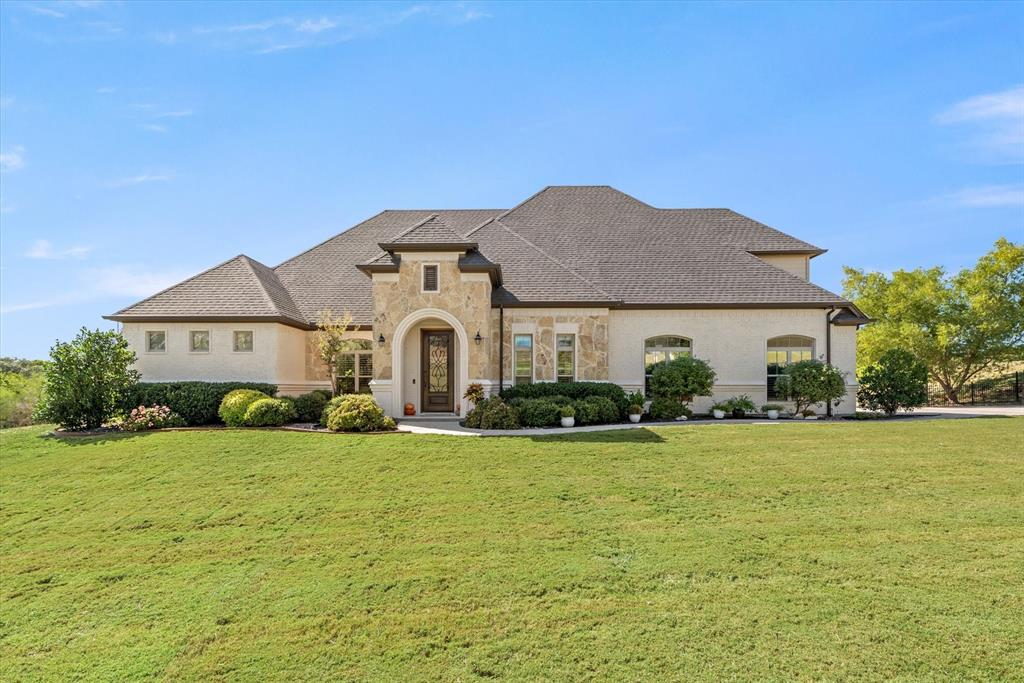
[392,308,470,417]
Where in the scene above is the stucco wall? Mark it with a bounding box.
[756,254,810,280]
[122,322,284,384]
[607,308,858,414]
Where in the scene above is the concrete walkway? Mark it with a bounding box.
[397,407,1021,436]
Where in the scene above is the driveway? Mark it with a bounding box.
[912,405,1023,418]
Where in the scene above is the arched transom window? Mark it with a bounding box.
[644,335,692,393]
[766,335,814,399]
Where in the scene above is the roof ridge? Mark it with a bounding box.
[385,212,440,242]
[240,254,300,320]
[492,218,618,301]
[273,209,390,271]
[112,253,249,315]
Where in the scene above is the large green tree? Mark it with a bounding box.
[843,238,1023,404]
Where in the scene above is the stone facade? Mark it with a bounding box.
[490,308,610,385]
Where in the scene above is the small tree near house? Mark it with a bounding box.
[774,359,846,415]
[313,309,361,397]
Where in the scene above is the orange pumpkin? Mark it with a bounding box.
[404,403,416,416]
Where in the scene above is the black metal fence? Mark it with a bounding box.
[927,371,1022,406]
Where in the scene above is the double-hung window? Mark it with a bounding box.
[556,334,575,383]
[643,336,692,393]
[337,340,374,394]
[514,334,533,385]
[766,335,814,399]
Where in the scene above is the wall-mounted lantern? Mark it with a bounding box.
[377,333,386,347]
[474,331,483,345]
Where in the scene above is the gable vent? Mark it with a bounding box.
[423,264,439,292]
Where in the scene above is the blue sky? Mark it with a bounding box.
[1,1,1021,359]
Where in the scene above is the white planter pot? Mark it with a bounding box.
[766,410,779,420]
[803,415,818,420]
[560,417,575,428]
[629,413,641,423]
[713,409,725,419]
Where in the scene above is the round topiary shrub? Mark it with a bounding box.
[516,399,561,428]
[581,396,619,424]
[320,394,355,427]
[325,394,396,432]
[293,390,331,423]
[243,398,297,427]
[465,397,520,429]
[649,397,690,420]
[218,389,270,427]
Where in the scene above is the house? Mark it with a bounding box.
[106,186,869,417]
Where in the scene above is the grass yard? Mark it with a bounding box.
[1,419,1022,681]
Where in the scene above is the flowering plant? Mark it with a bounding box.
[122,405,185,432]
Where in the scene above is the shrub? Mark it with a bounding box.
[218,389,270,427]
[570,396,619,425]
[501,382,629,418]
[546,394,573,407]
[724,394,756,414]
[320,394,357,427]
[857,349,928,416]
[35,328,140,430]
[1,370,44,428]
[774,360,847,415]
[243,398,297,427]
[516,399,561,428]
[571,398,599,425]
[465,397,520,430]
[325,394,396,432]
[559,404,576,418]
[648,356,716,416]
[626,391,646,408]
[650,397,689,420]
[293,390,331,423]
[123,382,278,426]
[122,405,185,432]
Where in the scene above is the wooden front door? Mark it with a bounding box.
[421,330,454,412]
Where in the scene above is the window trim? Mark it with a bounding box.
[421,263,440,294]
[144,330,167,354]
[766,335,816,399]
[513,333,534,385]
[188,329,211,354]
[643,334,692,392]
[556,333,576,383]
[232,330,255,353]
[336,345,374,394]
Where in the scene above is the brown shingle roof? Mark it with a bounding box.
[108,187,854,326]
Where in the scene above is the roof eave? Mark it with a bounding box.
[103,314,315,331]
[378,241,478,253]
[458,263,503,286]
[748,248,828,258]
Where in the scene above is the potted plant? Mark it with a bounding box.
[559,404,576,428]
[711,402,728,419]
[626,391,645,423]
[727,394,755,419]
[761,403,783,420]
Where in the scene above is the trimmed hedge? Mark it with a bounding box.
[572,396,619,425]
[219,389,271,427]
[243,398,297,427]
[293,390,332,423]
[465,397,520,430]
[516,399,561,428]
[123,382,277,426]
[500,382,628,418]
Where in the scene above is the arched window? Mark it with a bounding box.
[338,339,374,394]
[766,335,814,399]
[644,336,692,393]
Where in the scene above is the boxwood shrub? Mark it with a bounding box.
[572,396,620,425]
[516,398,561,428]
[500,382,628,418]
[324,394,396,432]
[219,389,271,427]
[465,397,520,430]
[243,398,297,427]
[122,382,277,425]
[293,390,332,423]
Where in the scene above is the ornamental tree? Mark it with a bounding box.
[857,348,928,415]
[648,356,716,410]
[312,309,359,396]
[843,238,1024,404]
[34,327,140,430]
[773,360,846,415]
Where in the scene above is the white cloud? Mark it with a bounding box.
[295,17,337,33]
[1,264,193,315]
[935,85,1024,161]
[156,109,193,118]
[26,239,93,260]
[26,5,67,18]
[151,30,177,45]
[949,184,1024,208]
[141,123,168,133]
[0,146,26,172]
[105,171,174,187]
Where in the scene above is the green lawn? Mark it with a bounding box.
[1,420,1022,681]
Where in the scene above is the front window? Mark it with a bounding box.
[514,334,533,385]
[145,331,166,353]
[644,335,691,393]
[189,330,210,352]
[233,331,254,352]
[556,334,575,382]
[767,335,815,399]
[337,339,374,394]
